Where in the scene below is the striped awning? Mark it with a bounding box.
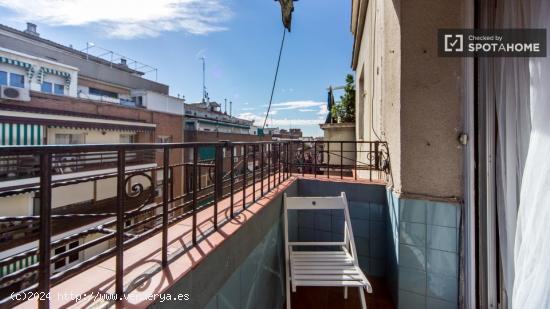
[0,56,32,69]
[1,123,43,145]
[37,66,71,89]
[0,255,37,278]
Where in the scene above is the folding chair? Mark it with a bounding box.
[284,192,373,309]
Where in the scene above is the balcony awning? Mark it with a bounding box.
[1,123,43,145]
[0,110,156,133]
[0,56,32,69]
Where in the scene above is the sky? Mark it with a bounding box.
[0,0,354,137]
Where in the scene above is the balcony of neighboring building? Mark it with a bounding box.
[0,140,411,309]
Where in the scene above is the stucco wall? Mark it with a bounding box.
[321,123,356,167]
[353,0,463,200]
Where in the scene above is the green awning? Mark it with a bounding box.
[199,146,215,161]
[37,66,71,89]
[1,123,43,145]
[0,56,32,69]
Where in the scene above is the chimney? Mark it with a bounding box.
[120,58,127,67]
[24,22,39,37]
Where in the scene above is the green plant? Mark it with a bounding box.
[330,74,355,123]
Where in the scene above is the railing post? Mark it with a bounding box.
[230,144,235,218]
[243,145,247,209]
[369,142,373,181]
[162,148,169,267]
[327,142,330,179]
[214,143,224,229]
[170,166,174,203]
[374,141,380,171]
[268,144,271,191]
[354,142,358,180]
[313,141,317,178]
[278,143,281,184]
[289,142,293,177]
[38,153,52,309]
[302,142,305,177]
[192,146,198,244]
[116,150,126,299]
[253,145,256,202]
[260,144,264,197]
[340,141,344,179]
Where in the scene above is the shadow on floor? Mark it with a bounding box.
[284,277,394,309]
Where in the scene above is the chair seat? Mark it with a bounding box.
[290,250,372,292]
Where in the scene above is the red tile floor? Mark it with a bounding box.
[285,277,395,309]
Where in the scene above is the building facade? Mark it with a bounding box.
[0,23,186,287]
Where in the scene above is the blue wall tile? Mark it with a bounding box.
[218,266,241,309]
[399,267,427,295]
[427,297,458,309]
[349,201,370,220]
[370,203,385,221]
[427,249,458,277]
[399,244,426,271]
[427,202,458,228]
[427,273,458,303]
[399,199,426,224]
[370,258,386,277]
[398,290,426,309]
[370,237,387,258]
[355,236,370,255]
[400,222,426,247]
[314,213,332,232]
[427,225,457,253]
[351,218,370,237]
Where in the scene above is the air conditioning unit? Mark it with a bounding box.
[0,86,31,102]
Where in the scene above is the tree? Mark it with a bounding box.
[331,74,355,123]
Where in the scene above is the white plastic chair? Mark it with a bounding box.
[284,192,373,309]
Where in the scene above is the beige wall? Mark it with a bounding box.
[46,127,135,144]
[353,0,463,200]
[0,193,33,216]
[321,123,356,167]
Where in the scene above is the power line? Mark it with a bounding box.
[262,28,287,129]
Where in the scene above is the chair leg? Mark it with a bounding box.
[344,287,348,299]
[359,287,367,309]
[286,279,291,309]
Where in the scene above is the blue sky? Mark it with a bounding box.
[0,0,353,136]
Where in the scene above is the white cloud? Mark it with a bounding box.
[237,100,328,128]
[272,100,324,111]
[237,112,325,127]
[0,0,232,38]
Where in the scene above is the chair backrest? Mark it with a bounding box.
[283,192,361,262]
[283,192,351,239]
[284,193,347,210]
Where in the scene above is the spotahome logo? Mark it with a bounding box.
[438,29,546,57]
[444,34,463,52]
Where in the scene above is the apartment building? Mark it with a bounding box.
[0,23,185,289]
[351,0,549,308]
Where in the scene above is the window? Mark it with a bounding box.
[54,84,64,95]
[89,87,118,99]
[41,82,64,95]
[41,82,52,93]
[55,133,85,145]
[9,73,24,88]
[120,134,136,143]
[53,241,79,270]
[0,71,7,86]
[157,135,172,143]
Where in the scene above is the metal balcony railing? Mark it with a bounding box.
[0,140,389,308]
[0,149,156,182]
